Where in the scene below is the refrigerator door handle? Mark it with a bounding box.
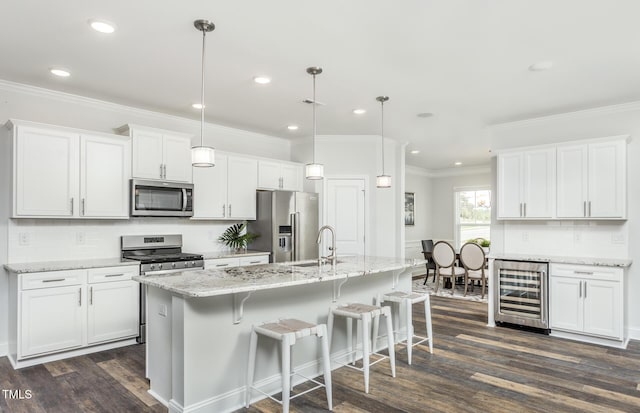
[291,212,300,261]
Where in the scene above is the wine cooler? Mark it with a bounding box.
[494,259,549,331]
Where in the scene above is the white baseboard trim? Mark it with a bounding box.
[0,341,7,357]
[550,330,628,349]
[627,326,640,341]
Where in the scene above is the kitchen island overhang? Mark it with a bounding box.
[134,255,424,413]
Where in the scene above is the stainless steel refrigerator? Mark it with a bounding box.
[248,190,319,263]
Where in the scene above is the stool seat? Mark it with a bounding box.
[328,303,396,394]
[374,291,433,365]
[246,318,332,413]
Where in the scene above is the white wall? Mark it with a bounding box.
[489,101,639,339]
[404,166,432,259]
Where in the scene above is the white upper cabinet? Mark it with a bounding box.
[192,153,257,220]
[124,125,192,182]
[9,121,130,219]
[557,138,626,219]
[257,160,302,191]
[497,148,555,219]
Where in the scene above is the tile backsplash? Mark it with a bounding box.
[8,218,242,263]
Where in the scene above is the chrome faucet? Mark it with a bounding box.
[317,225,337,266]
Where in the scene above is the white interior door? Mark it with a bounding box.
[325,178,366,256]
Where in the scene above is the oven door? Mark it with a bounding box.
[131,179,193,217]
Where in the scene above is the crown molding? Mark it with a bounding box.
[405,164,490,178]
[0,78,290,145]
[490,100,640,131]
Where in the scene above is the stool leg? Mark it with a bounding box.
[372,294,382,353]
[319,325,333,411]
[361,314,371,393]
[384,309,396,378]
[281,338,291,413]
[424,295,433,354]
[405,298,414,365]
[346,317,354,365]
[245,328,258,407]
[327,307,335,352]
[290,346,295,391]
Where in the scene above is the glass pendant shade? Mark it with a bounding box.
[192,145,215,167]
[305,163,324,180]
[376,174,392,188]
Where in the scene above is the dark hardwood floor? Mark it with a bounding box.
[2,296,640,412]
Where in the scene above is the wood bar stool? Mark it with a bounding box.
[373,291,433,365]
[327,303,396,393]
[245,318,333,413]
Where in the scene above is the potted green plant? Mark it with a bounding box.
[218,221,259,252]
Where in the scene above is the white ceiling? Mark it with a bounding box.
[2,1,640,169]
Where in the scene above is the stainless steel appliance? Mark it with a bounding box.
[494,259,550,331]
[248,190,319,263]
[130,179,194,217]
[121,234,204,343]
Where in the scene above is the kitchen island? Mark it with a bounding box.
[134,255,423,413]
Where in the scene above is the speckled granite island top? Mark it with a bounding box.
[5,258,139,274]
[200,250,269,260]
[488,253,631,268]
[133,255,425,298]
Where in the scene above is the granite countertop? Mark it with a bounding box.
[133,255,426,298]
[4,258,140,274]
[488,253,632,268]
[200,250,270,260]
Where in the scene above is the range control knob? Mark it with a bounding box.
[150,265,155,271]
[158,263,163,269]
[192,261,196,266]
[172,262,176,269]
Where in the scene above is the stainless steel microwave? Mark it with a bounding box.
[130,179,194,217]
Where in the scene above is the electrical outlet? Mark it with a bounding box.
[158,304,168,317]
[574,232,582,243]
[522,232,529,242]
[612,233,625,244]
[18,233,30,246]
[76,232,86,245]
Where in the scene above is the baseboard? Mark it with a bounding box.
[550,330,628,349]
[627,326,640,341]
[0,341,7,357]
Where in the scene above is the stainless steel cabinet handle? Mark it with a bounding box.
[579,280,582,298]
[584,281,587,298]
[160,164,164,179]
[583,201,586,217]
[249,260,261,264]
[43,278,65,283]
[70,198,74,215]
[81,198,85,216]
[78,288,82,306]
[574,271,594,275]
[524,203,527,217]
[104,273,124,278]
[163,164,167,179]
[90,286,93,305]
[228,204,232,216]
[588,201,591,217]
[215,264,229,267]
[222,204,226,217]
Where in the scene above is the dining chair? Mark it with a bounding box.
[459,242,487,298]
[432,241,466,295]
[421,240,436,284]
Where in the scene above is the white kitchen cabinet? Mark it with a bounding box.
[239,255,269,266]
[204,254,269,270]
[549,263,623,341]
[556,138,626,219]
[124,124,192,182]
[9,120,131,219]
[258,160,302,191]
[497,148,555,219]
[192,154,257,220]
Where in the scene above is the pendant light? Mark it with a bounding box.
[305,67,324,180]
[376,96,391,188]
[191,19,216,167]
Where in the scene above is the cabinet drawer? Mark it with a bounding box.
[88,265,139,284]
[550,263,622,281]
[21,270,86,290]
[205,258,240,270]
[239,255,269,266]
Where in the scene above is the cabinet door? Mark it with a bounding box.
[204,257,240,270]
[80,134,130,218]
[163,134,193,182]
[523,148,555,218]
[497,153,523,218]
[588,141,625,218]
[20,286,84,357]
[15,126,79,217]
[132,129,164,180]
[549,276,582,332]
[583,279,622,339]
[280,164,302,191]
[193,155,228,219]
[87,280,139,344]
[257,160,283,189]
[556,144,588,218]
[227,156,258,219]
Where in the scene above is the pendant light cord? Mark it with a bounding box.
[200,29,206,147]
[312,73,316,164]
[380,99,385,175]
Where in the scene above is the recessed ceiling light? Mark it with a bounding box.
[50,68,70,77]
[417,112,433,118]
[253,76,271,85]
[353,109,366,115]
[287,125,299,131]
[454,161,463,166]
[88,19,116,34]
[410,150,420,154]
[192,103,205,109]
[528,61,553,71]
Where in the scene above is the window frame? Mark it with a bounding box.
[453,186,491,249]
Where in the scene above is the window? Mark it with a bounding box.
[454,188,491,249]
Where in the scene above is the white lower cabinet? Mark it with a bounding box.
[13,265,140,364]
[549,263,623,341]
[204,254,269,270]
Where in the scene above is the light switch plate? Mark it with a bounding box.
[18,233,30,246]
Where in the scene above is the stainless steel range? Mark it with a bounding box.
[121,234,204,343]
